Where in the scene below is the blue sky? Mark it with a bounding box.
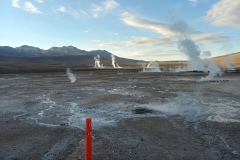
[1,0,240,61]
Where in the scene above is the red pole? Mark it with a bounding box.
[86,117,92,160]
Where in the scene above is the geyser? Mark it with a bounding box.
[66,68,76,83]
[111,54,116,68]
[111,54,122,68]
[174,20,221,79]
[178,39,205,71]
[142,61,161,72]
[94,55,104,68]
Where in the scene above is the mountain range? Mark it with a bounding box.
[0,45,119,57]
[0,45,140,66]
[0,45,239,74]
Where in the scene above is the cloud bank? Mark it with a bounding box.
[99,32,232,48]
[12,0,20,8]
[57,6,66,13]
[205,0,240,29]
[11,0,42,14]
[23,2,41,13]
[91,0,119,18]
[121,12,200,36]
[36,0,43,3]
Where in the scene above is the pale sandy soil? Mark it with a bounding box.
[0,70,240,160]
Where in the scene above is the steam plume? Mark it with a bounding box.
[111,54,122,68]
[116,63,122,68]
[178,39,205,71]
[142,61,161,72]
[94,55,104,68]
[111,54,116,68]
[66,68,76,83]
[173,20,221,79]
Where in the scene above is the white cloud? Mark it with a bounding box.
[125,37,177,47]
[100,12,233,49]
[91,40,100,42]
[12,0,42,13]
[23,2,41,13]
[99,32,232,48]
[103,0,119,10]
[57,6,66,12]
[109,32,119,35]
[54,6,89,18]
[69,8,82,18]
[36,0,43,3]
[121,12,200,36]
[129,49,181,57]
[204,0,240,29]
[91,0,119,18]
[91,4,102,18]
[189,0,198,2]
[80,10,87,15]
[113,49,184,61]
[52,0,118,18]
[99,41,121,47]
[193,32,234,43]
[201,50,211,58]
[12,0,20,8]
[99,36,177,48]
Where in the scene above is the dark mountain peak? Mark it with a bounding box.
[15,45,43,55]
[88,50,114,57]
[0,45,114,57]
[66,45,75,48]
[62,45,83,51]
[17,45,41,49]
[49,45,79,49]
[47,46,87,55]
[89,49,108,52]
[0,46,13,48]
[0,45,140,68]
[48,46,59,50]
[49,46,76,50]
[0,46,14,50]
[0,46,15,55]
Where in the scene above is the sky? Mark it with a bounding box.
[1,0,240,61]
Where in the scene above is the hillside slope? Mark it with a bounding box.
[0,45,141,67]
[0,45,239,74]
[211,52,240,68]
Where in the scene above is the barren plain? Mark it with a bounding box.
[0,70,240,160]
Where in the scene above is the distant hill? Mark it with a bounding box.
[0,45,141,64]
[47,46,88,56]
[0,45,115,57]
[0,45,239,74]
[211,52,240,68]
[156,52,240,69]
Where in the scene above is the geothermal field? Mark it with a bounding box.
[0,69,240,159]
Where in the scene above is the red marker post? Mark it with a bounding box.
[86,117,92,160]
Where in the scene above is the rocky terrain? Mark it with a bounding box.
[0,70,240,159]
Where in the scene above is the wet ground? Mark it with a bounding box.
[0,70,240,160]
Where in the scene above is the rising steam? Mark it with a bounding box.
[94,55,104,68]
[142,61,161,72]
[178,39,205,71]
[173,20,222,80]
[66,68,76,83]
[111,54,122,68]
[111,54,116,68]
[116,63,122,68]
[201,59,222,81]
